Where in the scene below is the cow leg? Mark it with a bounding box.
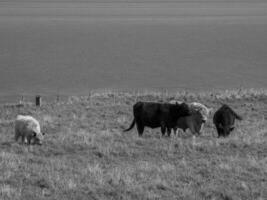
[195,123,202,136]
[173,127,177,135]
[189,127,197,136]
[161,123,166,136]
[222,128,228,137]
[199,123,204,133]
[194,125,202,136]
[136,124,144,136]
[26,135,32,145]
[135,119,144,136]
[21,135,27,144]
[188,122,197,136]
[27,137,31,145]
[215,126,222,138]
[167,127,172,137]
[14,130,20,142]
[177,129,183,137]
[224,131,230,137]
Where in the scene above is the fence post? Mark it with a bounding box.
[19,96,24,105]
[35,95,41,106]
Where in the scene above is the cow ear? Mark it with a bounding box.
[32,132,37,137]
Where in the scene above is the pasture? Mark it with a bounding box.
[0,89,266,200]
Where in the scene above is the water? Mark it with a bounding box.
[0,1,267,97]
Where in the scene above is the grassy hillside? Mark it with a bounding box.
[0,89,266,200]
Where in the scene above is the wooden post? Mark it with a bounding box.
[19,96,24,105]
[35,95,41,106]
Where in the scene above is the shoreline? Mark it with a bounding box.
[1,87,266,104]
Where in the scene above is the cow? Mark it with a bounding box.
[123,101,191,136]
[170,100,213,133]
[169,100,183,105]
[15,115,45,145]
[173,110,205,136]
[213,104,242,137]
[189,102,213,122]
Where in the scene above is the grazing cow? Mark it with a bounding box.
[123,101,191,136]
[15,115,45,145]
[170,100,213,132]
[173,110,205,136]
[213,104,242,137]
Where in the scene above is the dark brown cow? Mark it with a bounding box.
[213,104,242,137]
[124,101,191,136]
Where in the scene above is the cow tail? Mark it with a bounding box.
[231,109,242,120]
[123,119,135,132]
[234,112,242,120]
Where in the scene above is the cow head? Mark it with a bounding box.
[218,124,235,137]
[198,107,213,122]
[229,126,235,132]
[32,132,45,145]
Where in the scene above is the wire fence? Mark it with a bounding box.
[0,87,266,107]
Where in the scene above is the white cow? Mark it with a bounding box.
[169,100,183,105]
[189,102,213,122]
[15,115,45,145]
[169,100,212,133]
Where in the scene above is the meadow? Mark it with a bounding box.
[0,1,267,199]
[0,88,266,200]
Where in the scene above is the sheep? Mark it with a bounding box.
[15,115,45,145]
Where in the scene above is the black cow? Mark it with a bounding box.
[123,101,191,136]
[213,104,242,137]
[173,110,205,136]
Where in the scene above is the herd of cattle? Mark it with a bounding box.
[124,101,242,138]
[13,100,242,145]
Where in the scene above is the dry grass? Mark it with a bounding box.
[0,88,266,200]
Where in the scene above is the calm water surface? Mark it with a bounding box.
[0,1,266,97]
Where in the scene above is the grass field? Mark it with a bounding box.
[0,88,266,200]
